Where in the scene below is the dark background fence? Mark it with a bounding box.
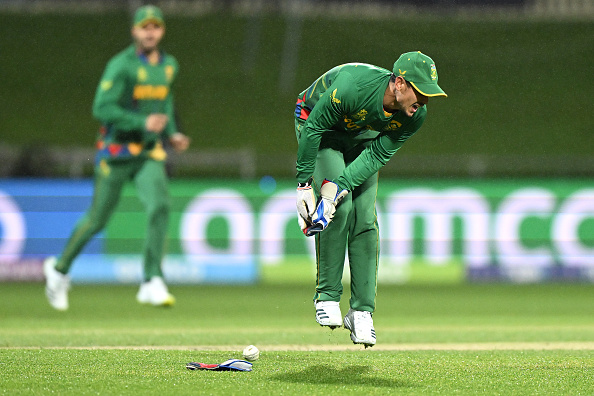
[1,0,592,178]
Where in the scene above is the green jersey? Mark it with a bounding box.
[295,63,426,191]
[93,44,179,164]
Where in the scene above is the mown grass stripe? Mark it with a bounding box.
[2,342,594,351]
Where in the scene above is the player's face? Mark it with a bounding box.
[395,81,429,117]
[132,23,165,52]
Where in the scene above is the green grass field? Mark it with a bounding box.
[1,281,593,394]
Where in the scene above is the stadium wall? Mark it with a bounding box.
[1,13,592,178]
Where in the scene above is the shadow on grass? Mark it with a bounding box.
[269,364,411,388]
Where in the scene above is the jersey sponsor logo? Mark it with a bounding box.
[342,109,368,129]
[137,67,148,82]
[100,80,113,91]
[133,84,169,100]
[343,117,360,130]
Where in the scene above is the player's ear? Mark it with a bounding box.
[395,76,406,92]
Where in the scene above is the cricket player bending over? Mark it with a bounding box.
[295,52,447,346]
[44,6,190,311]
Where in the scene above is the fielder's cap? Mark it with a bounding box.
[133,5,165,28]
[393,51,447,97]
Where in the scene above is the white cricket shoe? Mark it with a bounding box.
[315,300,342,329]
[136,276,175,307]
[43,256,70,311]
[343,309,376,347]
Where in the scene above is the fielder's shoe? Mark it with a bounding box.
[315,300,342,329]
[136,276,175,307]
[343,309,376,347]
[43,256,70,311]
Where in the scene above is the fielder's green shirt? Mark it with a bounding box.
[93,44,178,164]
[295,63,426,191]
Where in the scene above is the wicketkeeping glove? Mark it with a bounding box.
[306,179,348,236]
[186,359,253,372]
[296,177,316,234]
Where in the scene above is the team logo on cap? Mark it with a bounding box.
[430,64,437,80]
[146,6,157,17]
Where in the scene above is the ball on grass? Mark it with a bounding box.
[242,345,259,361]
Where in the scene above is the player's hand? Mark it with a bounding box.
[145,114,169,133]
[306,179,348,236]
[170,132,190,152]
[296,178,316,234]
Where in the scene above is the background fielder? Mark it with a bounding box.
[44,5,190,311]
[295,52,447,346]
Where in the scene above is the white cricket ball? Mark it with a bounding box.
[242,345,259,361]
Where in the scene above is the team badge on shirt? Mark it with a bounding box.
[137,67,148,82]
[352,109,368,121]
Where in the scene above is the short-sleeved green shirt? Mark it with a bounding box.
[295,63,426,191]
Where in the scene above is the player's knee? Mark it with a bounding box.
[85,217,108,235]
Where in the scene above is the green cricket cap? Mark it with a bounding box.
[133,5,165,28]
[393,51,447,97]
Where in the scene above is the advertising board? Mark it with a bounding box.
[1,179,592,283]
